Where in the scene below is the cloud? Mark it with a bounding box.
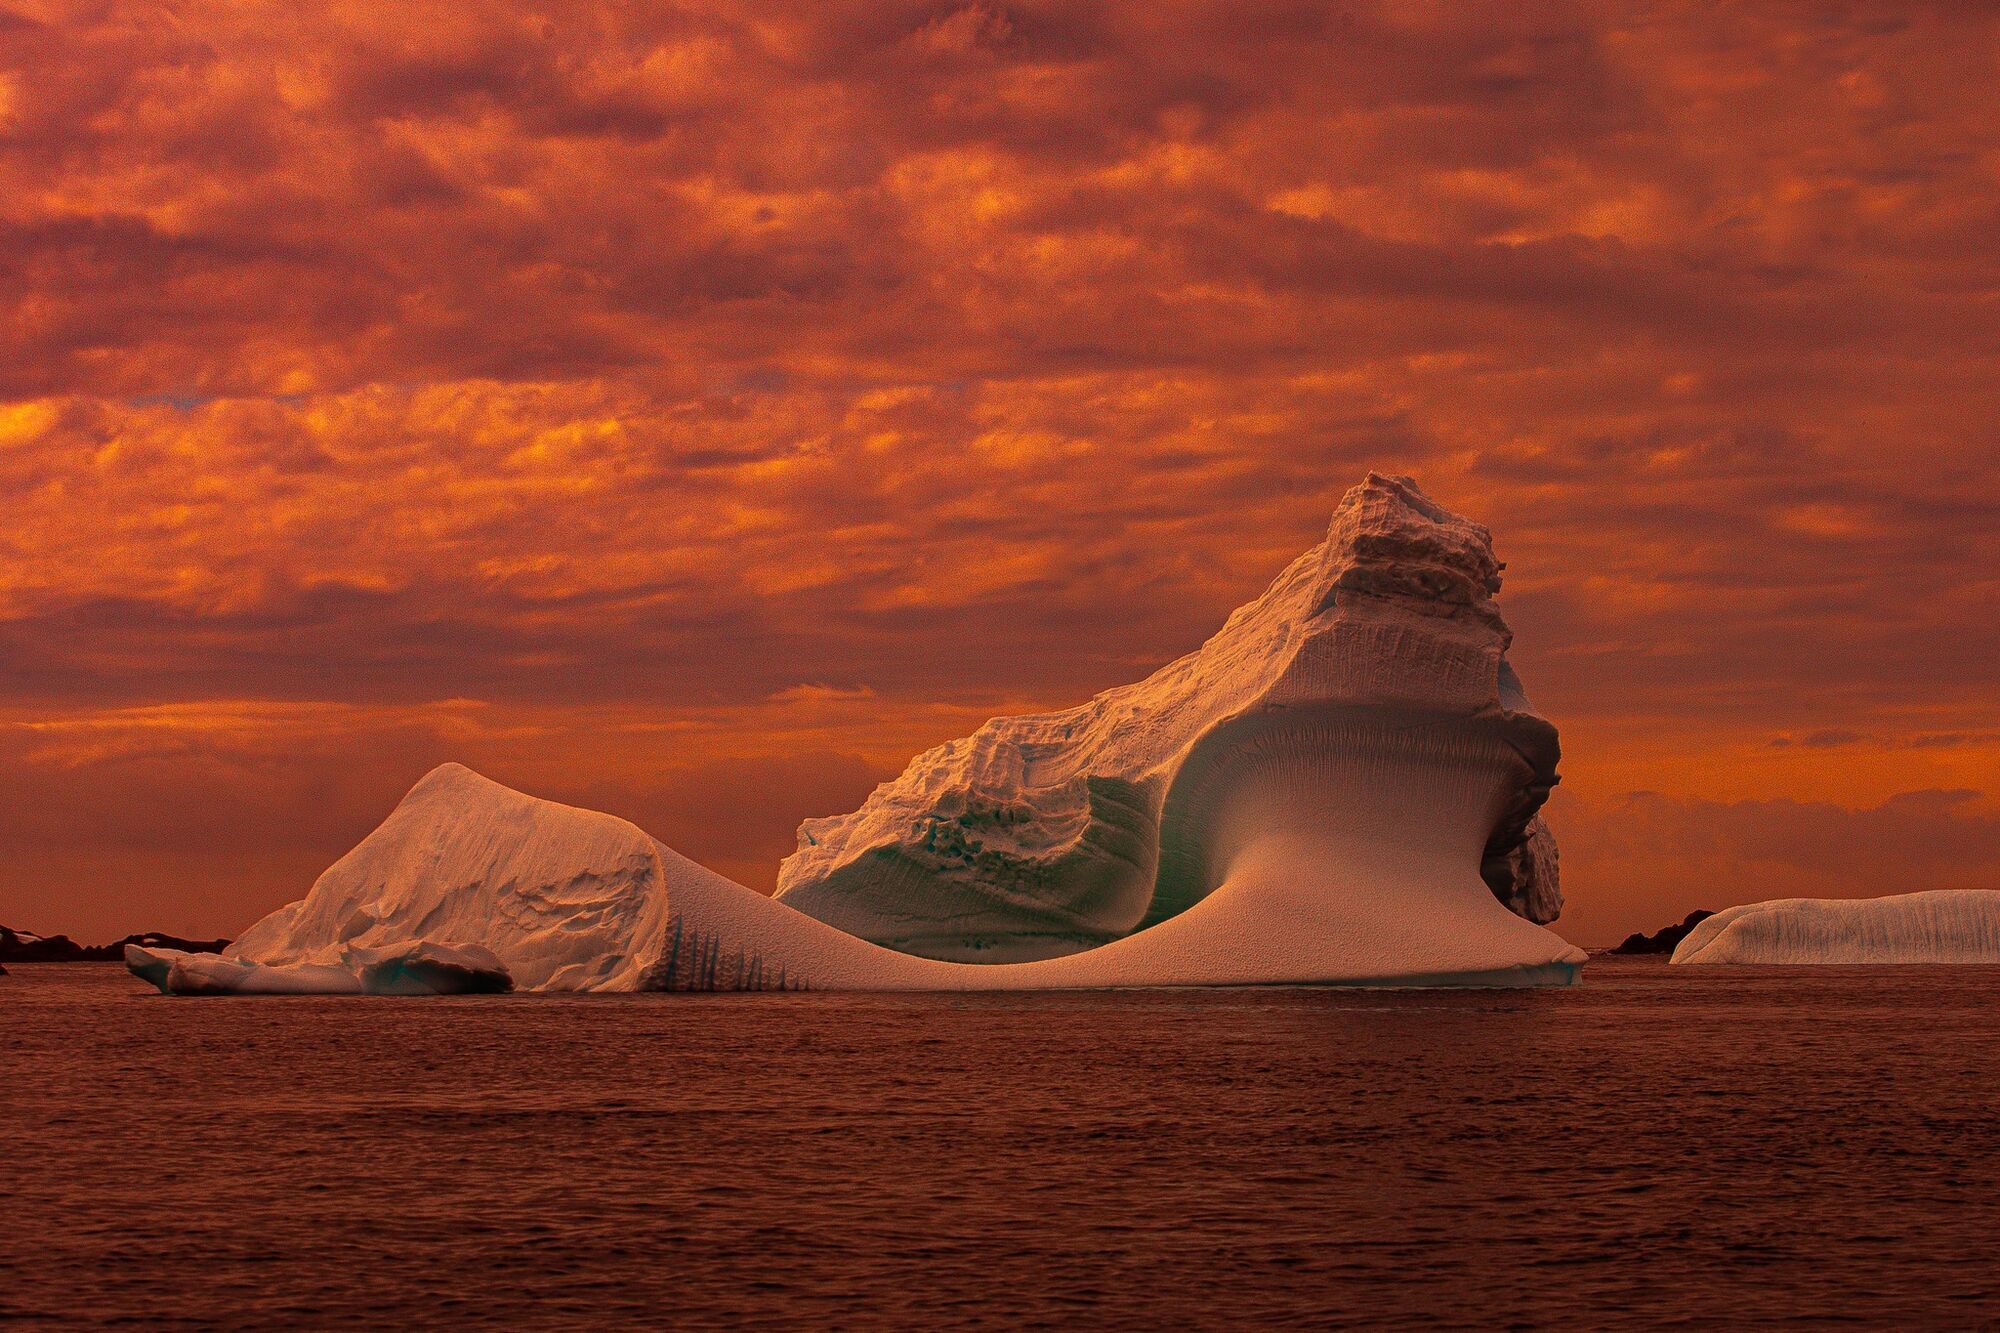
[1,0,1997,939]
[1786,730,1868,749]
[0,693,975,940]
[768,683,878,703]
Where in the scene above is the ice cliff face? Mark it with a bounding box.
[1670,890,2000,965]
[1488,815,1562,925]
[774,473,1563,962]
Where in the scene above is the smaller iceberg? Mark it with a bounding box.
[1669,889,2000,965]
[123,764,664,995]
[347,942,514,995]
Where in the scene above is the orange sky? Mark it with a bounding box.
[3,1,1997,945]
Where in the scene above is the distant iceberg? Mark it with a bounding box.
[131,474,1586,995]
[1669,890,2000,965]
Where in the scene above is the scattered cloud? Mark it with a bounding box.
[3,1,1997,939]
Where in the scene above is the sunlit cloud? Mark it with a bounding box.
[3,1,1996,940]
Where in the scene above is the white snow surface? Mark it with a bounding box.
[774,472,1564,961]
[1669,890,2000,965]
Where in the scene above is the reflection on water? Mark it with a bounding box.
[4,959,1997,1327]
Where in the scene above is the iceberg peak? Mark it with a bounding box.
[1325,471,1505,605]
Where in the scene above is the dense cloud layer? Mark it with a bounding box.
[3,2,1996,941]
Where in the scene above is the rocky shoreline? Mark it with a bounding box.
[1609,911,1714,956]
[1,925,230,968]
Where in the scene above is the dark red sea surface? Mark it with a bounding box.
[4,958,1997,1328]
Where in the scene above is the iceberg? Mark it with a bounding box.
[1669,889,2000,965]
[130,949,365,995]
[130,473,1586,994]
[122,943,178,991]
[125,939,517,995]
[130,765,672,995]
[776,472,1564,959]
[225,762,675,992]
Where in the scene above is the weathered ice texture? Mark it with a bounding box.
[775,473,1564,961]
[1670,890,2000,965]
[133,950,364,995]
[643,713,1587,990]
[130,765,677,995]
[1486,815,1562,925]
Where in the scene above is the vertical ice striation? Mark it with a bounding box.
[1670,890,2000,964]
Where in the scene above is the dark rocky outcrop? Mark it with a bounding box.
[1610,910,1714,956]
[0,925,230,963]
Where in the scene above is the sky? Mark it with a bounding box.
[3,1,1997,946]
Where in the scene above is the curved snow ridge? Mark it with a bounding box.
[646,790,1586,991]
[1669,890,2000,965]
[774,473,1563,962]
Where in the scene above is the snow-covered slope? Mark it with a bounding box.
[775,473,1564,962]
[1669,890,2000,965]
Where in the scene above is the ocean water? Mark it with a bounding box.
[3,959,1997,1328]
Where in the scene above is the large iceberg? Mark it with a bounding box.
[131,474,1586,994]
[1669,890,2000,965]
[776,472,1563,959]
